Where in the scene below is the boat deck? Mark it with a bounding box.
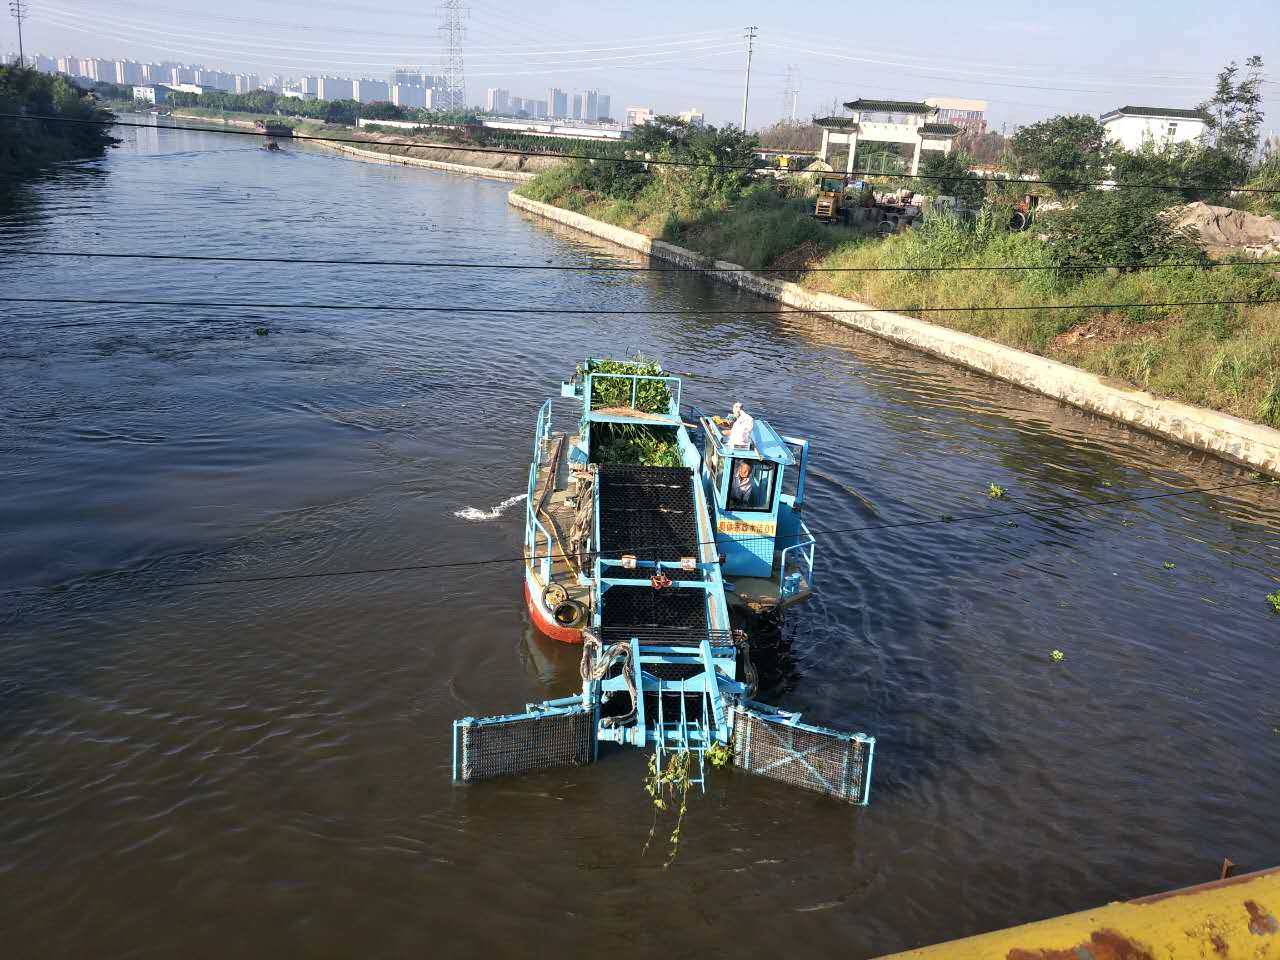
[526,431,590,607]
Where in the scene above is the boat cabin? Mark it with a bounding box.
[699,413,813,609]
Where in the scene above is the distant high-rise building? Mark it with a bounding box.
[573,89,601,121]
[530,99,547,119]
[112,60,143,85]
[548,87,568,119]
[390,83,428,109]
[485,87,510,113]
[233,74,261,94]
[33,54,56,73]
[170,65,197,85]
[354,78,389,103]
[678,108,705,126]
[597,94,611,122]
[316,76,354,101]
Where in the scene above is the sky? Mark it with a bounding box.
[7,0,1280,132]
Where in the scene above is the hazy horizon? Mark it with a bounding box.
[7,0,1279,131]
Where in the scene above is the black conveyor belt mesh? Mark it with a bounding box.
[597,465,697,562]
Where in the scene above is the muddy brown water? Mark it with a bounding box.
[1,121,1278,959]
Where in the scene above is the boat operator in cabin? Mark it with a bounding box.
[729,460,766,510]
[722,402,754,449]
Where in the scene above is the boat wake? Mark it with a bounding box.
[454,493,527,522]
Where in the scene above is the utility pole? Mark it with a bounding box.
[438,0,468,112]
[740,25,757,131]
[8,0,25,68]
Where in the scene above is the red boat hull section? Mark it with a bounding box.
[524,578,583,645]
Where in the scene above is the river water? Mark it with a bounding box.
[1,121,1278,959]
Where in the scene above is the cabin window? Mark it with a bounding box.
[704,431,722,490]
[1167,122,1178,138]
[726,459,776,513]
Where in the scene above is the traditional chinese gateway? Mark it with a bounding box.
[451,359,876,803]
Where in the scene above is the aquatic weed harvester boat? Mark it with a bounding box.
[452,359,876,803]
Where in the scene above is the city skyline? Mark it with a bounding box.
[3,0,1276,128]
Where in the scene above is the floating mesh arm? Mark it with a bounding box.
[731,704,874,805]
[453,704,595,783]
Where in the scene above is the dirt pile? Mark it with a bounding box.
[1170,202,1280,257]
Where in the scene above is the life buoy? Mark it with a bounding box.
[552,598,588,629]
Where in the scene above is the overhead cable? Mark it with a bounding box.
[2,295,1277,316]
[5,248,1279,275]
[3,478,1272,597]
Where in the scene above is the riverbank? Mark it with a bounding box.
[509,191,1280,476]
[169,111,549,181]
[517,164,1280,435]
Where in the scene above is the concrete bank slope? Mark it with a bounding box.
[508,191,1280,476]
[317,141,536,182]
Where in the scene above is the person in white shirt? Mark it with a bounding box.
[724,402,754,449]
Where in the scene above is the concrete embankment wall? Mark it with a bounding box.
[508,192,1280,476]
[167,114,538,182]
[312,141,537,182]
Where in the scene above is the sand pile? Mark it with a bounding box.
[1170,202,1280,256]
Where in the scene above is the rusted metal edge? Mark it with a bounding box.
[872,865,1280,960]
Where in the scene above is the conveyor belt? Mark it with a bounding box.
[597,464,697,563]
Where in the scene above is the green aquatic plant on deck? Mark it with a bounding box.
[592,422,683,468]
[586,358,673,414]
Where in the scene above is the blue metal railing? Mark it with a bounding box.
[778,519,815,600]
[584,372,682,420]
[525,399,555,585]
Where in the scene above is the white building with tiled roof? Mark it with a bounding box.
[1101,106,1210,152]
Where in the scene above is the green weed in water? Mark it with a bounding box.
[643,750,692,868]
[1267,591,1280,614]
[1163,561,1176,570]
[706,740,733,769]
[988,483,1006,499]
[1050,649,1065,662]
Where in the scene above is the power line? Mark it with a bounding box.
[2,295,1277,317]
[5,114,1278,194]
[4,478,1272,597]
[4,247,1279,275]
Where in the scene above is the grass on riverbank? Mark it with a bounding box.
[517,162,1280,427]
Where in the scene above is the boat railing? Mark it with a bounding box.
[525,399,555,585]
[779,520,815,600]
[584,373,681,420]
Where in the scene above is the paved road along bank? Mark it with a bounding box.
[509,191,1280,477]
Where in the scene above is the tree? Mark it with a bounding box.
[1108,139,1242,203]
[1199,55,1265,170]
[1006,114,1110,196]
[0,66,118,176]
[918,150,985,204]
[360,100,405,121]
[1040,188,1207,271]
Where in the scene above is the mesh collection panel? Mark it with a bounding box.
[599,585,708,641]
[598,465,697,562]
[457,709,594,783]
[600,564,704,582]
[732,708,871,804]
